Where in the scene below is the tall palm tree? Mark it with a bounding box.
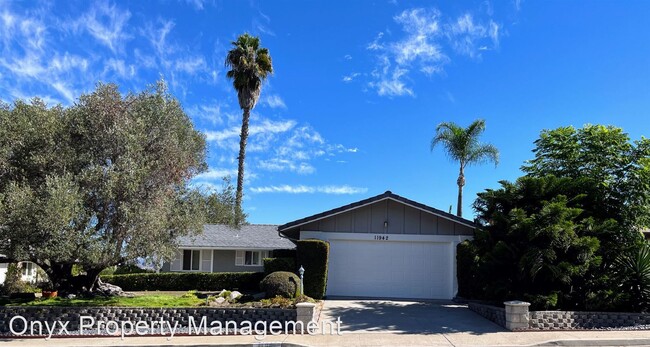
[225,33,273,224]
[431,119,499,217]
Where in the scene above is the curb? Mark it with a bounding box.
[536,339,650,346]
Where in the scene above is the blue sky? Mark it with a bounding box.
[1,0,650,224]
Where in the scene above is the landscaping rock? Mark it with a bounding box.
[229,291,242,301]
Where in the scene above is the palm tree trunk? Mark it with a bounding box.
[456,167,465,217]
[235,108,250,225]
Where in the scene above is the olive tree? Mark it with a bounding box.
[0,81,207,292]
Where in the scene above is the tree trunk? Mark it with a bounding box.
[456,167,465,217]
[40,262,104,294]
[235,107,250,225]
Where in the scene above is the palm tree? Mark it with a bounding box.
[225,33,273,224]
[431,119,499,217]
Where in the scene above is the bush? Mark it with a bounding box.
[260,271,299,298]
[114,264,155,275]
[264,257,296,275]
[457,240,480,298]
[297,240,329,299]
[101,272,264,291]
[272,249,296,258]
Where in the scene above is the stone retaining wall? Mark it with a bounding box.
[0,306,297,334]
[529,310,650,330]
[467,300,650,331]
[468,302,506,327]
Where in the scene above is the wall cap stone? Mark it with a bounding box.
[504,301,531,306]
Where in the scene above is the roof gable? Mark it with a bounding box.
[278,191,476,232]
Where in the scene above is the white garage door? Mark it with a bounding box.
[326,239,453,299]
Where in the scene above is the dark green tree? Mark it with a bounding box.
[431,119,499,217]
[0,81,207,293]
[469,176,605,309]
[225,33,273,225]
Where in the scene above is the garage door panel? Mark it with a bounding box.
[326,239,452,299]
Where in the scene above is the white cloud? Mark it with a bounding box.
[205,119,297,142]
[103,58,135,78]
[194,168,237,180]
[75,1,132,53]
[261,94,287,109]
[250,185,368,195]
[185,0,205,10]
[186,102,224,125]
[258,158,315,174]
[342,72,360,83]
[174,56,207,74]
[362,7,502,97]
[446,13,500,58]
[344,54,352,60]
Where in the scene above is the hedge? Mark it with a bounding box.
[272,249,296,258]
[263,257,296,275]
[101,272,264,291]
[457,240,479,298]
[296,240,329,299]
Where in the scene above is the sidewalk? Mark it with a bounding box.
[2,330,650,347]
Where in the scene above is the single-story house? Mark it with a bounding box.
[278,191,475,300]
[162,224,295,273]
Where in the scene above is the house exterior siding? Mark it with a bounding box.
[299,199,474,236]
[212,250,264,273]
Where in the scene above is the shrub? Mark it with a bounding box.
[260,295,294,308]
[457,240,480,298]
[272,249,296,258]
[259,271,299,298]
[101,272,264,291]
[114,264,155,275]
[2,263,28,295]
[296,240,329,299]
[264,257,296,275]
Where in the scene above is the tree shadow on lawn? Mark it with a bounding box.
[322,299,505,335]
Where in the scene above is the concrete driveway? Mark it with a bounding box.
[320,299,506,335]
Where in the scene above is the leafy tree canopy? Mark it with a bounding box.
[522,124,650,231]
[0,81,207,292]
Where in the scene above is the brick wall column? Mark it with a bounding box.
[504,301,530,330]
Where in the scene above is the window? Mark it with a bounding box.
[182,250,200,271]
[21,262,34,277]
[236,251,268,266]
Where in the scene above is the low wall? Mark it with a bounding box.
[468,301,650,331]
[0,306,297,334]
[530,310,650,330]
[468,302,506,327]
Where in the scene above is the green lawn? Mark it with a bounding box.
[1,294,204,307]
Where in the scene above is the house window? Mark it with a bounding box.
[182,250,200,271]
[21,262,34,277]
[236,251,268,266]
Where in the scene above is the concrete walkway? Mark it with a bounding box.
[2,300,649,346]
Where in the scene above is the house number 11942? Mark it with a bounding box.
[374,235,389,241]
